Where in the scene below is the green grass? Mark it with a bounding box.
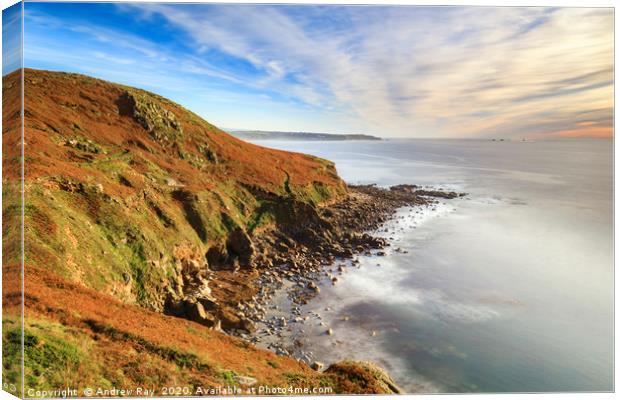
[293,181,337,206]
[282,372,305,383]
[247,201,277,233]
[2,317,22,396]
[18,170,341,312]
[2,182,22,265]
[22,186,174,308]
[221,370,236,386]
[283,172,292,196]
[3,316,102,391]
[86,151,131,174]
[127,240,150,304]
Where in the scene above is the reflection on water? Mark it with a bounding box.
[254,139,613,393]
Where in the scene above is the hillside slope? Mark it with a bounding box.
[2,69,402,396]
[3,266,400,396]
[18,68,346,311]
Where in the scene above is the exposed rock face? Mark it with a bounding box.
[165,291,220,329]
[226,228,256,268]
[117,90,183,144]
[205,243,228,269]
[164,247,222,329]
[64,136,105,154]
[198,143,218,164]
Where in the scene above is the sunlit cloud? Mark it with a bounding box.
[21,4,613,138]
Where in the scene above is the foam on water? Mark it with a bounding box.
[251,139,613,393]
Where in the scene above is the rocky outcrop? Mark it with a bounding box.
[236,183,465,354]
[325,361,403,394]
[164,247,221,329]
[226,228,256,268]
[116,90,183,144]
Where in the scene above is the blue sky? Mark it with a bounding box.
[2,2,21,75]
[15,3,614,138]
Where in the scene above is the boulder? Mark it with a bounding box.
[311,361,324,371]
[187,300,207,320]
[186,301,218,328]
[234,375,257,386]
[218,309,256,333]
[117,90,183,143]
[308,282,320,293]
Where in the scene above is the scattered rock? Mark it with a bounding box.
[234,375,257,386]
[308,282,320,293]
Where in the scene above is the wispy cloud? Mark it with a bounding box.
[23,4,613,138]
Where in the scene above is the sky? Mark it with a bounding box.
[11,3,615,138]
[2,2,21,75]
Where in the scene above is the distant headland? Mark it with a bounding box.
[228,129,382,141]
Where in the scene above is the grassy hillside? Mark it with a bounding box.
[16,68,346,310]
[3,266,399,396]
[2,69,402,396]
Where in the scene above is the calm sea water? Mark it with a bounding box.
[253,139,613,393]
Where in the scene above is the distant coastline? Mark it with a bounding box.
[228,129,382,141]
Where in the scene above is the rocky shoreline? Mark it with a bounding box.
[231,184,465,365]
[162,183,464,370]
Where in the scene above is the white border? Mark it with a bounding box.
[0,1,615,400]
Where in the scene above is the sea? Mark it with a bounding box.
[251,138,613,393]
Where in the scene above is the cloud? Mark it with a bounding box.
[119,5,612,138]
[24,4,614,138]
[92,51,135,65]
